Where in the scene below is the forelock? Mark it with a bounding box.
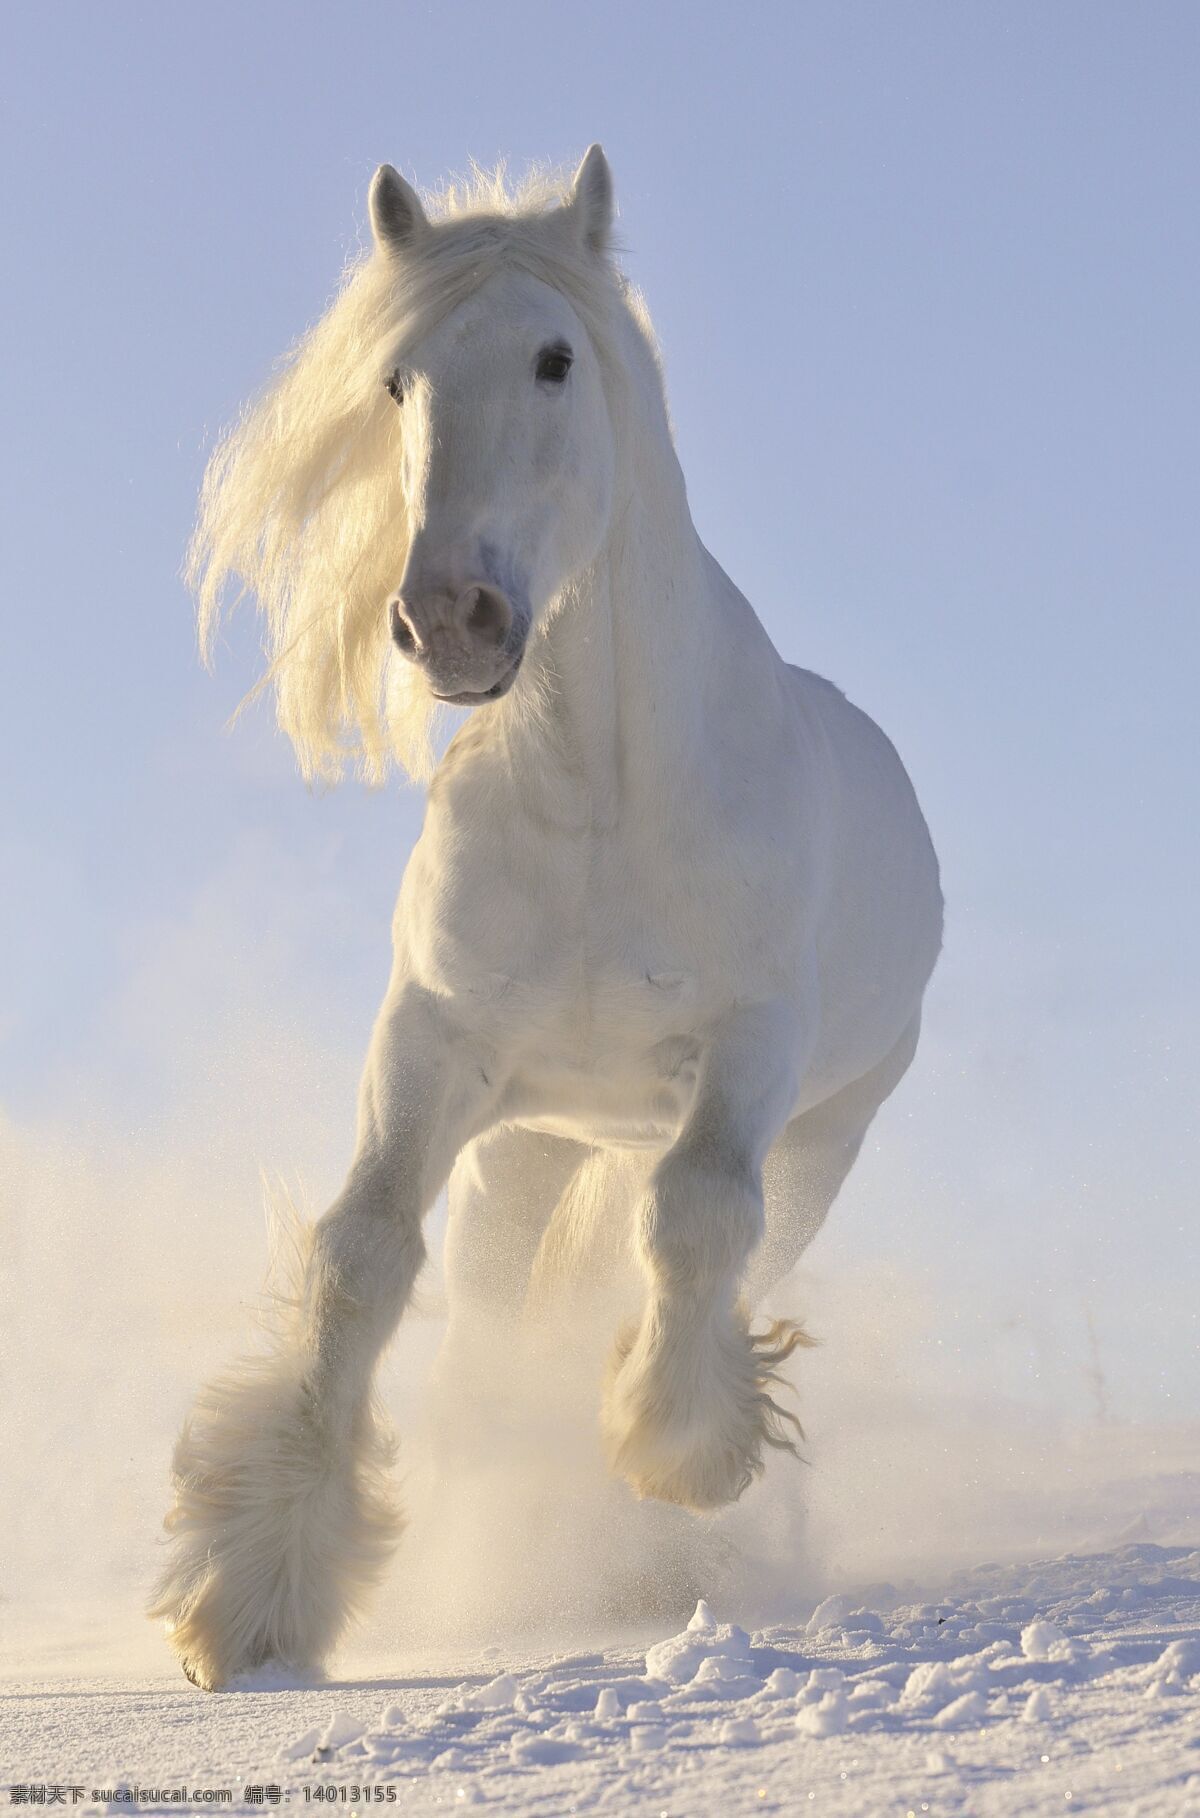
[376,163,627,371]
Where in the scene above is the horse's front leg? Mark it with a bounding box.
[149,980,498,1690]
[603,1001,808,1512]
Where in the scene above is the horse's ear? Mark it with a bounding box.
[369,164,427,254]
[565,144,614,255]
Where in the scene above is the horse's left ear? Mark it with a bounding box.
[565,144,614,255]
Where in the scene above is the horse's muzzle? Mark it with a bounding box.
[388,583,528,704]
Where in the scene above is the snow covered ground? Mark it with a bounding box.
[5,1538,1198,1815]
[4,1116,1197,1815]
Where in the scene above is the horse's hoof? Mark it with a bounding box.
[618,1441,754,1512]
[604,1314,808,1512]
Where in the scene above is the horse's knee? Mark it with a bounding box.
[309,1195,425,1322]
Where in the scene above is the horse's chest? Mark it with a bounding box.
[450,898,709,1059]
[400,811,721,1134]
[407,803,717,999]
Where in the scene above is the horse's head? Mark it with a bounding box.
[189,147,653,781]
[371,147,617,707]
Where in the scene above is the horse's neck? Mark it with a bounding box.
[516,404,728,824]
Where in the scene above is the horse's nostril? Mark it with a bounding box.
[389,597,418,656]
[462,586,512,646]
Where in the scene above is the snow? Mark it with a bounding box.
[645,1616,752,1684]
[1022,1619,1067,1660]
[5,1542,1199,1815]
[457,1673,519,1711]
[5,1127,1198,1817]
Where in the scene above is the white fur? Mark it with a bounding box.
[154,148,943,1686]
[147,1205,402,1688]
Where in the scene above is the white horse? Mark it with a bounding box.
[150,147,943,1689]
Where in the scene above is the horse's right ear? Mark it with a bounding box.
[369,164,427,253]
[564,144,614,256]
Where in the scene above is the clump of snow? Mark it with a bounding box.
[761,1667,803,1696]
[645,1603,752,1685]
[848,1678,893,1708]
[279,1725,321,1763]
[461,1672,518,1710]
[796,1690,849,1737]
[509,1734,586,1765]
[931,1690,988,1728]
[1149,1637,1200,1681]
[806,1594,854,1635]
[432,1745,468,1770]
[1023,1687,1053,1721]
[694,1654,752,1683]
[900,1660,941,1703]
[719,1716,761,1744]
[316,1714,364,1752]
[1020,1619,1064,1659]
[594,1686,620,1718]
[842,1610,885,1637]
[802,1665,846,1699]
[363,1730,416,1764]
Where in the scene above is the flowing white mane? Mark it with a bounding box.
[189,163,666,783]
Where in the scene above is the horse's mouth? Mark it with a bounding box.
[432,651,523,706]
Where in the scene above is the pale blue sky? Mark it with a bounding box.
[3,3,1196,1420]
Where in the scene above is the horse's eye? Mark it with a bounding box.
[385,372,404,405]
[536,346,573,384]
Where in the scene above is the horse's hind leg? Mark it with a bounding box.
[434,1126,586,1418]
[444,1127,587,1325]
[148,982,498,1690]
[746,1015,922,1309]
